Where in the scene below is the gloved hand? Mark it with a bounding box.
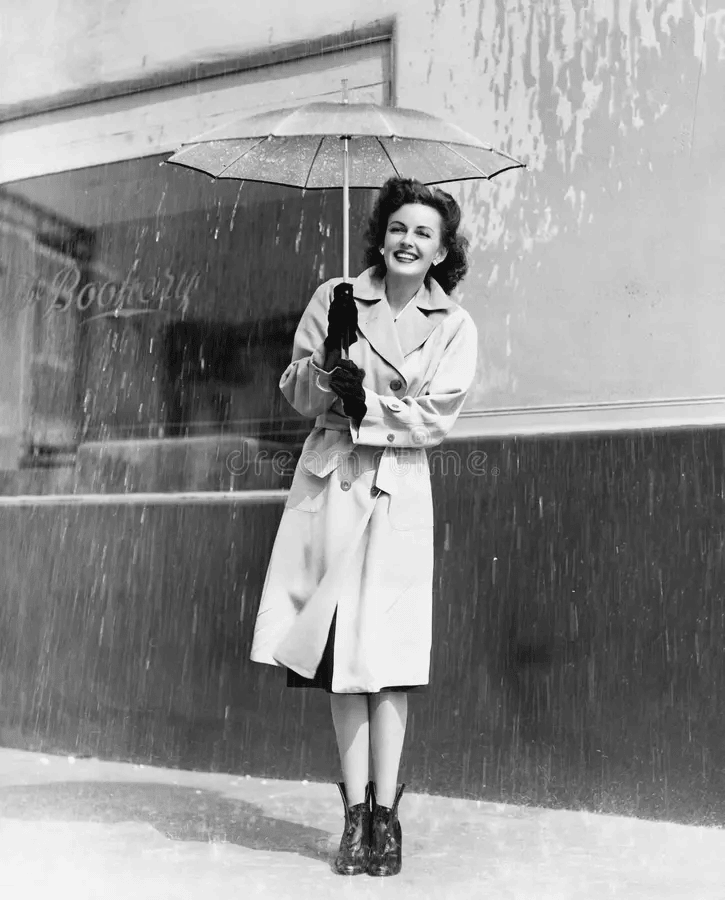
[324,282,358,352]
[329,359,367,426]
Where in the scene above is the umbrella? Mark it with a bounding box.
[165,83,525,284]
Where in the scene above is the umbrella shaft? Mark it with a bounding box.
[342,136,350,282]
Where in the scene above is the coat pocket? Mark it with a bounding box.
[285,466,328,513]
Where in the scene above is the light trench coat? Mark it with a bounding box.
[250,267,478,692]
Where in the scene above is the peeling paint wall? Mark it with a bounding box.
[401,0,725,410]
[2,0,724,413]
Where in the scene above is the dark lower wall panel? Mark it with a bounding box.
[1,428,725,825]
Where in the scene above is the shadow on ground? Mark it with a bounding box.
[0,781,334,863]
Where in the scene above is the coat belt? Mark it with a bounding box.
[314,413,350,432]
[299,417,426,497]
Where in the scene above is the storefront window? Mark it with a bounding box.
[0,156,372,495]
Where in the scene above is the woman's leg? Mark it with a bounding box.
[368,692,408,806]
[330,694,370,806]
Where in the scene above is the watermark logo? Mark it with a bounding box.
[225,444,500,479]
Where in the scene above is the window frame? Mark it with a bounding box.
[0,30,393,506]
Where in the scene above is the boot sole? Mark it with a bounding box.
[333,864,367,876]
[367,864,402,877]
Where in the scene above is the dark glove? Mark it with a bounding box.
[329,359,367,426]
[324,282,358,352]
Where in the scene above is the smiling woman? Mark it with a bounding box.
[250,176,478,877]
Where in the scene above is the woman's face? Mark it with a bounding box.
[380,203,447,281]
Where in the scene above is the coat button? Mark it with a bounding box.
[390,379,402,391]
[386,434,395,443]
[341,480,351,491]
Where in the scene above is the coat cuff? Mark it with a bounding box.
[310,343,333,392]
[349,389,434,447]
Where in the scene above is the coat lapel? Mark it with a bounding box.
[352,269,405,375]
[351,268,455,370]
[394,277,455,359]
[356,296,406,375]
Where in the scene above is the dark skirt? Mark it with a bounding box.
[286,609,425,695]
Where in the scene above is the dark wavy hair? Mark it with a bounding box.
[363,177,469,294]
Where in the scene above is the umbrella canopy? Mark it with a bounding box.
[166,101,525,188]
[166,96,524,294]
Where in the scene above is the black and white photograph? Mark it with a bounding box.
[0,1,724,897]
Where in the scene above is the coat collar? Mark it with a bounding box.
[350,268,455,374]
[351,267,454,310]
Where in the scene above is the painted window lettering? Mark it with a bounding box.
[15,263,201,319]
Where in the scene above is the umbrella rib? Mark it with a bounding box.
[484,162,527,181]
[303,135,326,189]
[377,138,402,178]
[488,146,525,165]
[441,143,492,178]
[215,137,268,178]
[445,141,526,174]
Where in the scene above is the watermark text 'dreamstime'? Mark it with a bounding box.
[226,446,500,478]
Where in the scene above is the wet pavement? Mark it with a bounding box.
[0,747,723,899]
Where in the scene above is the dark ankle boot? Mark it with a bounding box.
[367,782,405,877]
[333,782,371,875]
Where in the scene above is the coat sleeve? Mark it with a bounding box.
[279,282,338,418]
[351,310,478,449]
[278,282,339,418]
